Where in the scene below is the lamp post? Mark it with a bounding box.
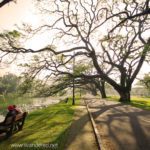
[72,52,75,105]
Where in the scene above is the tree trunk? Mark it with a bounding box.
[95,80,107,98]
[91,89,97,96]
[100,86,107,98]
[99,81,107,98]
[119,90,131,102]
[72,77,75,105]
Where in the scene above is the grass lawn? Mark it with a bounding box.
[107,96,150,110]
[130,96,150,110]
[0,98,80,150]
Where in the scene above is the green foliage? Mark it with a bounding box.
[0,73,19,95]
[8,30,20,38]
[74,63,90,75]
[0,33,4,38]
[138,73,150,91]
[0,30,20,39]
[39,76,71,97]
[144,42,150,53]
[18,78,46,97]
[55,54,65,62]
[144,74,150,89]
[17,78,33,95]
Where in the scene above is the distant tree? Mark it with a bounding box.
[20,57,108,98]
[0,73,19,95]
[36,75,98,97]
[17,78,32,95]
[17,76,46,97]
[139,73,150,91]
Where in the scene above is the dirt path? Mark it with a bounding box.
[85,97,150,150]
[65,105,98,150]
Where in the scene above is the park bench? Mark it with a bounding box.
[0,112,27,140]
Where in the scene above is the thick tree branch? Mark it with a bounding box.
[0,0,15,8]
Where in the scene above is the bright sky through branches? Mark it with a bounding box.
[0,0,149,78]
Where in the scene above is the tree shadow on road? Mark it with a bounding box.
[85,98,150,150]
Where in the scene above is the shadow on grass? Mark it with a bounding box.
[130,101,150,110]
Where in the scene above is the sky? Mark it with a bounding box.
[0,0,50,76]
[0,0,150,78]
[0,0,37,29]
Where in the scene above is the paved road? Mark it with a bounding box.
[65,105,98,150]
[85,97,150,150]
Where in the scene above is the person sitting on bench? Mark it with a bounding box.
[0,105,18,134]
[13,105,22,114]
[0,106,27,138]
[0,105,17,126]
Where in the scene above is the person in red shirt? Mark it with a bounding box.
[4,105,17,123]
[0,105,17,127]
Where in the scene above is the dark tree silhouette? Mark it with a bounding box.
[0,0,15,8]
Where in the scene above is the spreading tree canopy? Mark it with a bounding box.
[0,0,150,102]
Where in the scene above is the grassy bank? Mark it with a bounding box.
[0,98,79,150]
[107,96,150,110]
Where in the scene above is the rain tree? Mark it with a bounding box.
[0,0,150,102]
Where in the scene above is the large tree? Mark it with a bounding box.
[0,0,150,102]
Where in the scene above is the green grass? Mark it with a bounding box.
[0,98,79,150]
[107,96,150,110]
[67,95,81,106]
[130,96,150,110]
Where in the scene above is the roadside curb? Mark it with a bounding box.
[84,100,104,150]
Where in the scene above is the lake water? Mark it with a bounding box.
[0,96,61,122]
